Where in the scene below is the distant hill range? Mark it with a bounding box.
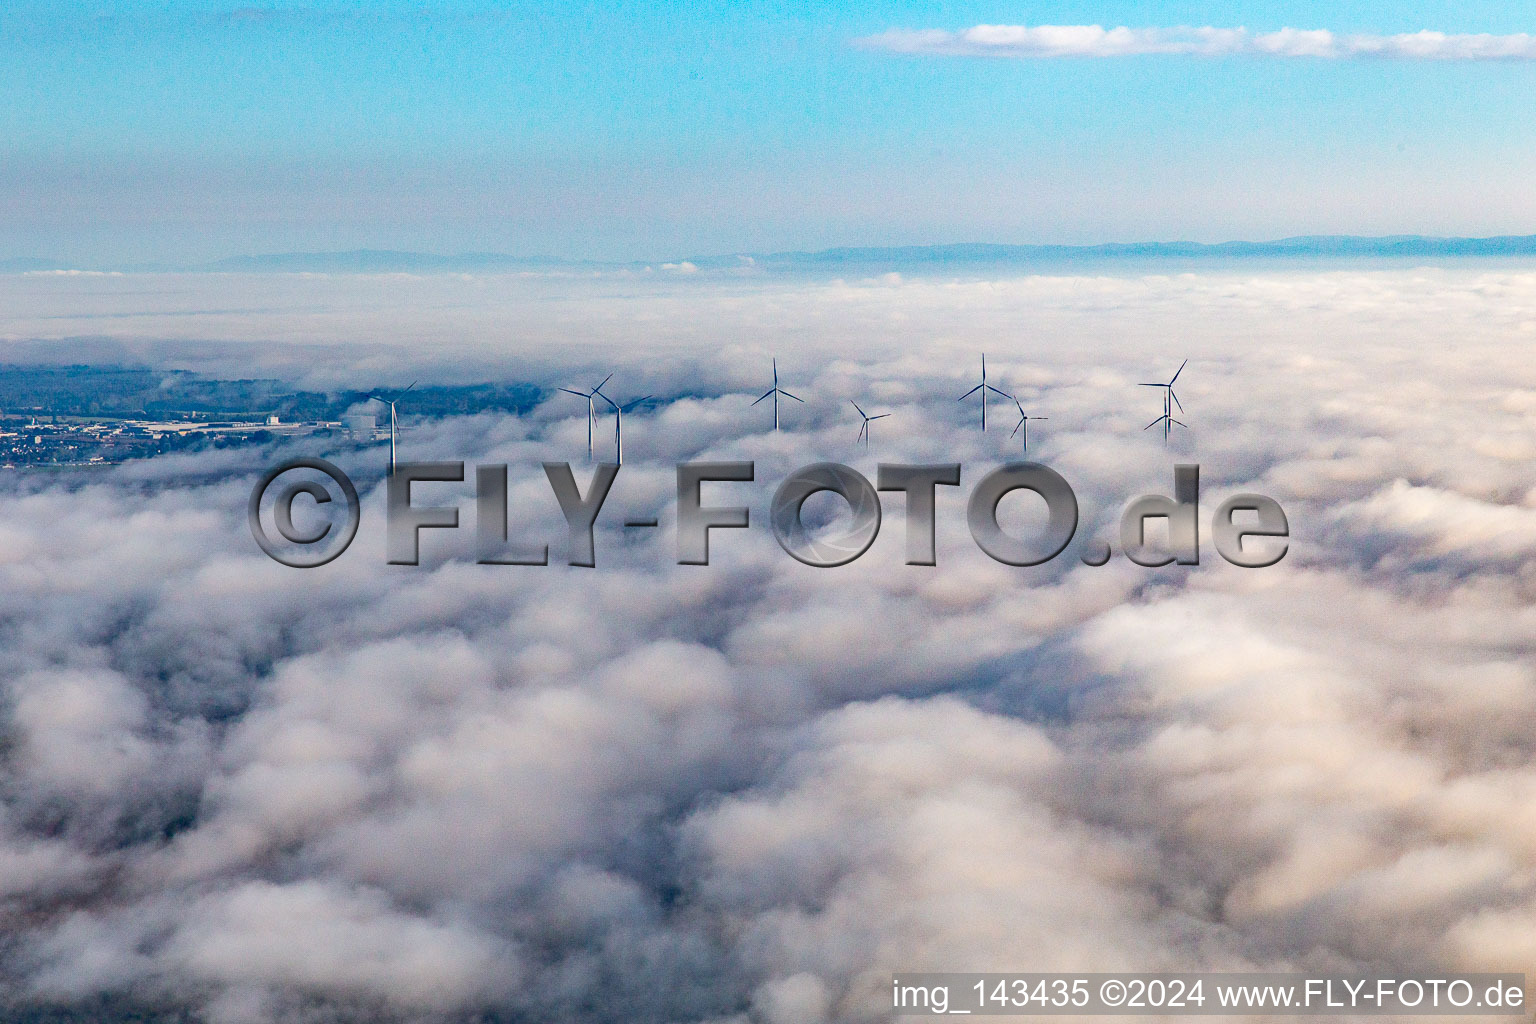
[207,250,562,273]
[186,235,1536,272]
[11,235,1536,274]
[752,234,1536,266]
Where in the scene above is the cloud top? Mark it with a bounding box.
[856,25,1536,61]
[5,267,1536,1020]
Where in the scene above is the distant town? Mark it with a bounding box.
[0,365,542,468]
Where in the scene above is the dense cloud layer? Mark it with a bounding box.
[1,267,1535,1021]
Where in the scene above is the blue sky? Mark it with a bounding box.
[4,0,1536,262]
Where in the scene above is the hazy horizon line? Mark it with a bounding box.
[11,230,1536,274]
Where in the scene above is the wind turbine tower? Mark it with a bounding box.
[595,384,650,466]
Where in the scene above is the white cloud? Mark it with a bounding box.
[855,24,1536,61]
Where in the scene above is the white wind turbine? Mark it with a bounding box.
[958,353,1010,431]
[594,383,651,466]
[750,357,803,431]
[367,380,417,475]
[1008,394,1048,450]
[1140,359,1189,444]
[851,400,890,447]
[559,373,614,460]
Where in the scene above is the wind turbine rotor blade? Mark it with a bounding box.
[594,373,614,392]
[1144,416,1165,430]
[986,385,1012,398]
[401,380,418,395]
[1169,390,1184,413]
[958,384,982,400]
[623,396,651,411]
[869,414,890,420]
[1010,419,1023,438]
[1137,383,1164,388]
[751,391,773,405]
[850,400,865,416]
[780,390,804,403]
[1169,359,1187,385]
[558,388,587,397]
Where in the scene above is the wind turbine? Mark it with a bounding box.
[1008,395,1048,450]
[957,353,1011,431]
[1140,359,1188,443]
[594,385,650,466]
[750,357,803,431]
[559,373,614,460]
[367,380,416,475]
[850,400,890,447]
